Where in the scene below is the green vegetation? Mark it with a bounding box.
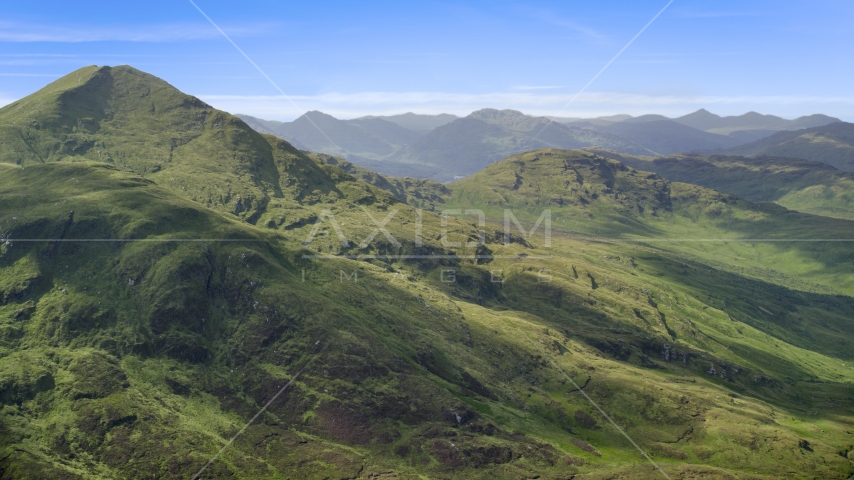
[719,122,854,172]
[1,67,853,479]
[445,149,854,296]
[589,148,854,221]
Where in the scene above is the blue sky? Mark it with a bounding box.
[1,0,852,121]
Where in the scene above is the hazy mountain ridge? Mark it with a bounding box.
[674,108,840,134]
[242,110,415,160]
[386,109,657,179]
[356,112,458,135]
[594,118,745,154]
[240,108,842,182]
[235,114,310,150]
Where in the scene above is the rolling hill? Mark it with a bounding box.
[588,148,854,221]
[716,122,854,172]
[1,66,853,479]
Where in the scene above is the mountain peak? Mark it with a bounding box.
[0,64,318,220]
[680,108,719,120]
[468,108,528,120]
[0,64,212,137]
[623,114,671,123]
[302,110,339,120]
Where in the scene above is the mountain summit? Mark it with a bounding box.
[0,65,389,226]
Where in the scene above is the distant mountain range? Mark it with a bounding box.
[385,109,657,179]
[239,108,842,181]
[554,109,838,135]
[237,111,420,160]
[589,115,747,154]
[672,109,839,134]
[357,112,459,135]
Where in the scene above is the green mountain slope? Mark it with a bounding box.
[444,149,854,296]
[4,159,854,479]
[717,122,854,172]
[589,149,854,221]
[1,67,854,479]
[309,152,451,210]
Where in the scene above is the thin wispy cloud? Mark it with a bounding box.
[544,18,604,39]
[0,20,275,43]
[513,85,564,91]
[618,59,677,64]
[0,73,61,77]
[674,9,764,19]
[521,8,604,40]
[0,53,166,58]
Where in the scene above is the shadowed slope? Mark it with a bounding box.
[718,122,854,171]
[589,148,854,221]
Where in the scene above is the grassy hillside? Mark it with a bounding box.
[4,160,853,479]
[444,149,854,296]
[1,68,853,479]
[590,149,854,221]
[309,152,451,210]
[718,122,854,172]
